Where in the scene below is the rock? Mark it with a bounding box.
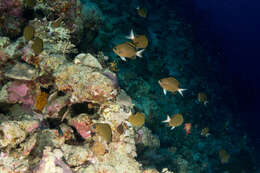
[54,64,115,103]
[61,144,93,166]
[4,63,38,80]
[34,147,72,173]
[74,53,103,70]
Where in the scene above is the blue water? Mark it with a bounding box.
[171,0,260,145]
[168,0,260,167]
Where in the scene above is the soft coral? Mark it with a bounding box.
[0,0,24,38]
[0,0,23,17]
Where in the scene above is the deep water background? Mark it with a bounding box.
[167,0,260,156]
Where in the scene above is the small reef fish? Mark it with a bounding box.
[218,149,230,164]
[201,127,210,137]
[136,6,147,18]
[198,92,208,105]
[158,77,187,96]
[184,123,192,135]
[113,41,144,61]
[162,113,184,130]
[126,29,148,49]
[128,112,145,128]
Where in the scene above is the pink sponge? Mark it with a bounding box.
[7,81,34,107]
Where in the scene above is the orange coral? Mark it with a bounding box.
[34,91,48,112]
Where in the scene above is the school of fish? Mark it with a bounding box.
[112,7,210,135]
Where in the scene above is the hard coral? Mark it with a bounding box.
[34,147,72,173]
[54,64,115,104]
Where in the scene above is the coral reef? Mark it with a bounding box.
[0,0,258,172]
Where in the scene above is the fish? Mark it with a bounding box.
[158,77,187,96]
[198,92,208,105]
[126,29,148,49]
[136,6,147,18]
[113,41,144,61]
[184,123,192,135]
[219,149,230,164]
[128,112,145,128]
[201,127,210,137]
[162,113,184,130]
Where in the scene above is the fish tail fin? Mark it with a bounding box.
[136,49,145,57]
[126,29,135,40]
[178,88,187,97]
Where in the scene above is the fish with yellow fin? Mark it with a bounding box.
[158,77,187,96]
[113,29,147,61]
[198,92,208,105]
[162,113,184,130]
[126,29,148,49]
[113,41,144,61]
[136,6,147,18]
[128,112,145,128]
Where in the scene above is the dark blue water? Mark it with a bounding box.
[169,0,260,155]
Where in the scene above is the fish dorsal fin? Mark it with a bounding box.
[126,29,135,40]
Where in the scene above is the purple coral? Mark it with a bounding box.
[0,0,24,37]
[7,81,34,107]
[0,0,23,17]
